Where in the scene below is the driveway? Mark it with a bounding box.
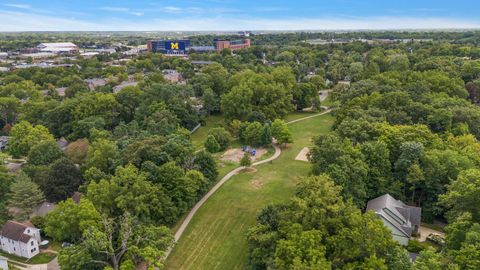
[418,226,445,242]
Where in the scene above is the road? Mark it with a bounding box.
[165,108,333,259]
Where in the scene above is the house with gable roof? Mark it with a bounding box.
[0,221,41,259]
[366,194,422,245]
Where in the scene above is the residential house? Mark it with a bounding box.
[163,69,183,84]
[113,81,138,93]
[0,221,41,259]
[366,194,421,246]
[0,256,8,270]
[84,78,107,91]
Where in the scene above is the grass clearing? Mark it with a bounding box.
[191,115,226,150]
[165,113,334,270]
[0,251,56,264]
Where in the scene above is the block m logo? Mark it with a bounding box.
[170,42,179,50]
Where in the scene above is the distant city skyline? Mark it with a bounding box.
[0,0,479,31]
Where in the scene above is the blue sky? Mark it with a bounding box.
[0,0,479,31]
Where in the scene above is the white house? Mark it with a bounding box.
[0,256,8,270]
[366,194,422,246]
[0,221,41,259]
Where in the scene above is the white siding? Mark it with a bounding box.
[379,217,410,246]
[0,258,8,270]
[0,236,39,259]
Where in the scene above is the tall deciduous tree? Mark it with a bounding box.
[440,168,480,222]
[27,140,64,166]
[204,134,221,153]
[45,158,83,202]
[271,119,293,146]
[8,121,54,157]
[44,198,101,243]
[247,175,407,269]
[194,150,218,182]
[58,212,172,270]
[243,122,264,146]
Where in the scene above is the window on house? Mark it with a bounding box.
[31,241,34,246]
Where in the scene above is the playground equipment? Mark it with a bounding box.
[242,146,257,156]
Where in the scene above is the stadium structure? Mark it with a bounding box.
[147,38,251,55]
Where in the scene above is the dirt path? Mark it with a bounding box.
[165,108,333,259]
[287,109,332,125]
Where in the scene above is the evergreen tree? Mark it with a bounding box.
[260,123,272,146]
[8,172,45,221]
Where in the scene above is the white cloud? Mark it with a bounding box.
[163,6,183,13]
[3,3,31,9]
[130,12,144,17]
[99,7,130,12]
[0,11,479,31]
[98,6,144,16]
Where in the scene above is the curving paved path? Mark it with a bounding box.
[164,108,332,258]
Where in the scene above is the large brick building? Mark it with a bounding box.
[214,39,251,52]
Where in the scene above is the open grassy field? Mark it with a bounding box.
[191,114,226,150]
[165,113,334,270]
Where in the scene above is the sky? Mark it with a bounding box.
[0,0,479,31]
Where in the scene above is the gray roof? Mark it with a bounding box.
[33,202,56,217]
[366,194,421,237]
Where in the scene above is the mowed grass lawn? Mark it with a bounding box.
[165,113,334,270]
[191,114,226,150]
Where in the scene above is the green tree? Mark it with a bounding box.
[261,123,272,146]
[65,139,90,165]
[271,119,293,146]
[201,63,229,96]
[240,153,252,167]
[58,213,173,270]
[208,128,231,150]
[87,164,177,225]
[440,169,480,222]
[85,139,119,173]
[204,134,221,153]
[27,140,64,166]
[44,198,101,243]
[0,168,13,225]
[8,121,54,157]
[8,172,45,221]
[244,121,263,146]
[45,158,83,202]
[194,150,218,182]
[451,224,480,270]
[293,83,317,110]
[247,175,406,270]
[413,247,443,270]
[202,88,219,114]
